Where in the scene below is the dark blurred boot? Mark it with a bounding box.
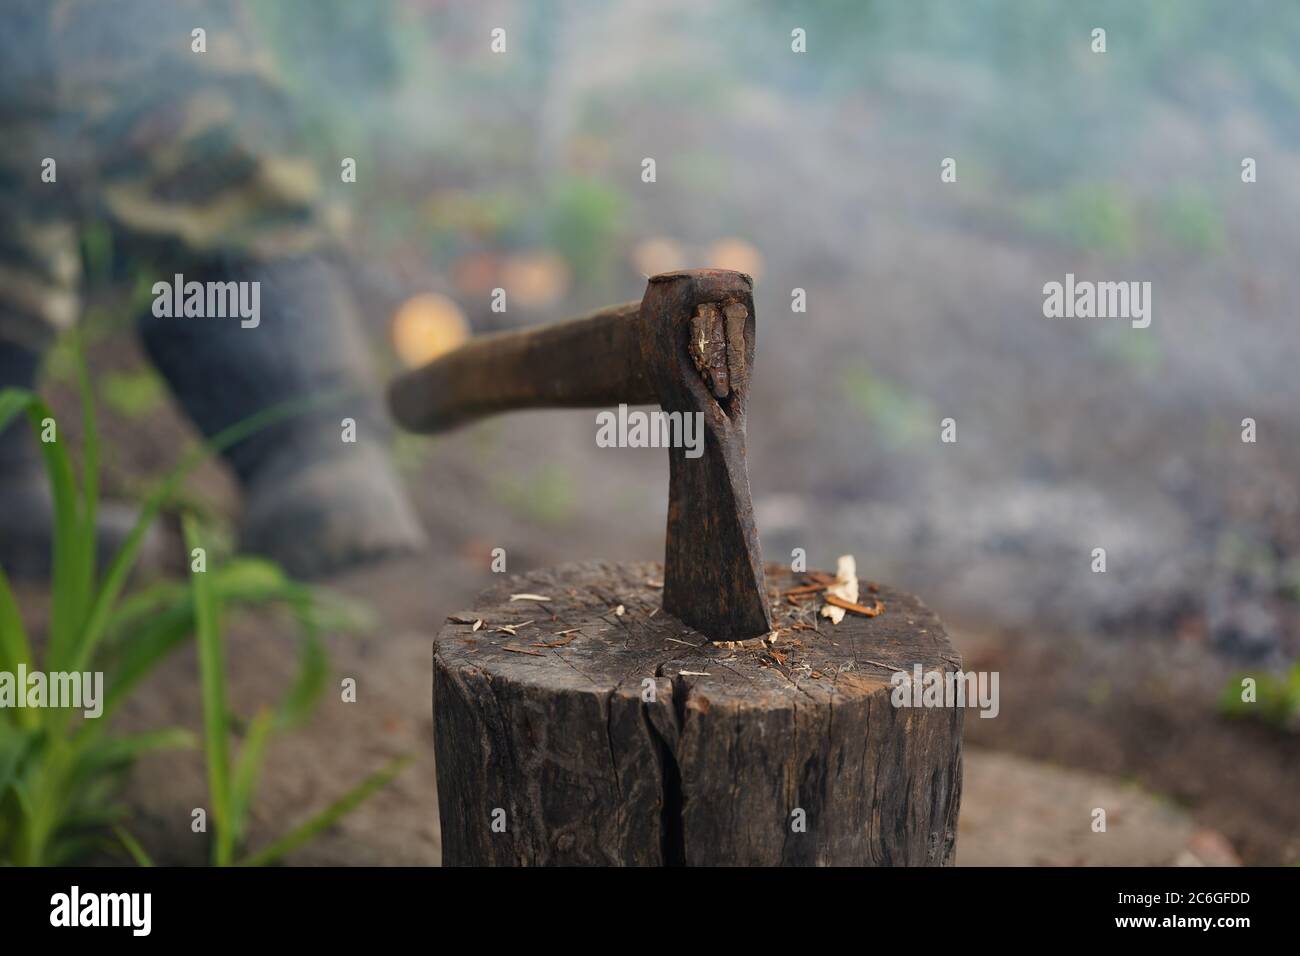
[0,341,164,580]
[140,253,427,578]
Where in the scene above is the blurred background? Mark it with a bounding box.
[11,0,1300,865]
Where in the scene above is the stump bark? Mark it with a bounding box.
[433,561,963,866]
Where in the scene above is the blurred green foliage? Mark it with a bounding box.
[839,368,933,449]
[1016,180,1226,259]
[540,178,624,276]
[492,463,576,527]
[79,223,115,285]
[100,370,166,420]
[1155,188,1225,254]
[1091,324,1163,374]
[1220,666,1300,732]
[0,354,378,864]
[1016,183,1139,255]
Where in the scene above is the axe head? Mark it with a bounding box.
[387,268,773,642]
[638,270,772,641]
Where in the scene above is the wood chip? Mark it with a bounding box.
[614,604,625,616]
[782,582,830,597]
[446,614,479,624]
[532,633,577,648]
[821,604,846,625]
[823,594,885,617]
[825,554,859,604]
[645,579,664,589]
[678,670,711,677]
[502,645,544,656]
[819,554,862,624]
[510,594,551,602]
[472,619,484,632]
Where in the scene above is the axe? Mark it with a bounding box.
[388,269,771,642]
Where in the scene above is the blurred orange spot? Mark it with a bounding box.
[632,237,686,277]
[503,250,570,308]
[452,252,502,296]
[706,238,764,280]
[391,294,469,368]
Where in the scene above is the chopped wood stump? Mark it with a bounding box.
[434,560,964,866]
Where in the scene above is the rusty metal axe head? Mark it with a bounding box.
[389,269,772,642]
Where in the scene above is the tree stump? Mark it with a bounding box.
[433,560,963,866]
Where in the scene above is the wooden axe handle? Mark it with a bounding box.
[388,300,656,434]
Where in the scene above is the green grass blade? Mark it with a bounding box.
[0,726,35,797]
[0,387,86,654]
[184,515,234,866]
[0,388,89,675]
[237,755,411,867]
[66,481,172,678]
[0,568,35,720]
[23,401,86,671]
[101,579,188,643]
[0,730,34,859]
[230,708,275,846]
[105,559,333,642]
[113,825,154,867]
[98,604,195,720]
[0,387,33,433]
[69,727,197,782]
[75,340,100,599]
[9,775,38,862]
[47,836,116,866]
[277,614,327,730]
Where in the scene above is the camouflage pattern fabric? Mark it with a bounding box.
[0,0,332,351]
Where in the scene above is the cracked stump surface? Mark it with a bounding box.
[434,560,964,866]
